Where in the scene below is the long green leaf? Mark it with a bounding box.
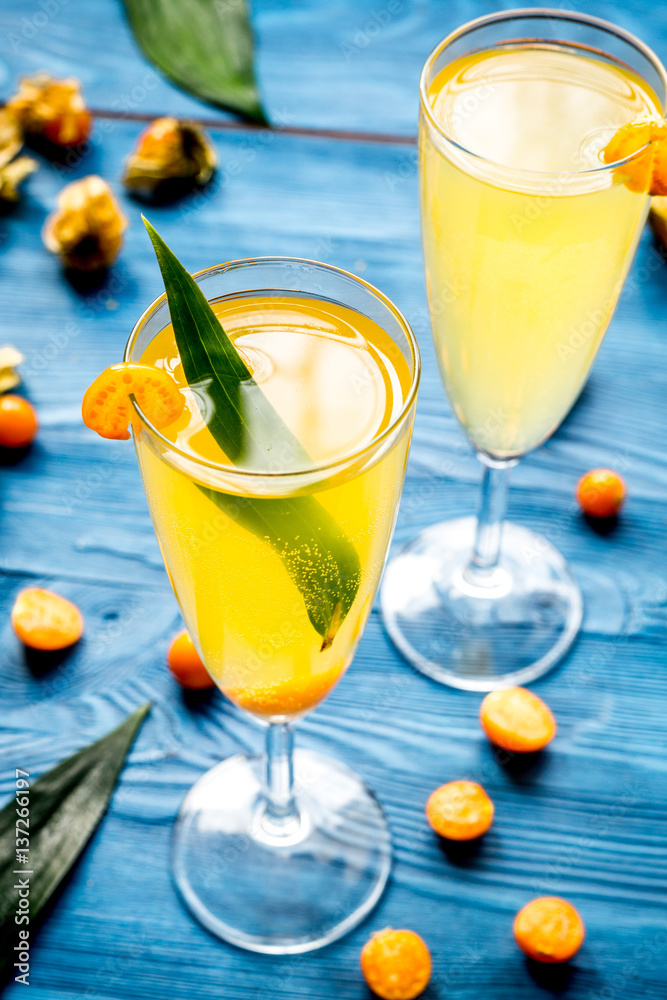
[144,217,308,469]
[144,219,361,648]
[121,0,268,125]
[199,487,361,645]
[0,703,150,984]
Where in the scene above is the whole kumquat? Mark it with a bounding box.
[226,665,342,716]
[577,468,625,518]
[426,780,494,841]
[0,394,38,448]
[82,362,184,441]
[480,687,556,753]
[514,896,585,963]
[167,629,214,689]
[360,928,432,1000]
[11,587,83,651]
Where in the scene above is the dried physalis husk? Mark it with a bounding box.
[43,176,128,271]
[0,344,24,393]
[0,110,23,167]
[0,155,38,202]
[6,72,91,147]
[123,117,217,198]
[0,109,36,202]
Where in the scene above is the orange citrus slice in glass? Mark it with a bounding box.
[603,119,667,195]
[82,362,184,441]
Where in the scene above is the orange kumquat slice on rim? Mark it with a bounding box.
[82,362,184,441]
[603,118,667,195]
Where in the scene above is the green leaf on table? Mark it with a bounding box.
[121,0,268,125]
[0,703,150,984]
[144,219,361,649]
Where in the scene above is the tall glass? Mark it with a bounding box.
[125,258,419,953]
[381,10,666,690]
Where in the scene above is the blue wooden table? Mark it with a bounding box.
[1,1,666,997]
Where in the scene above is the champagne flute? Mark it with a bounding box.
[126,258,419,952]
[381,9,666,690]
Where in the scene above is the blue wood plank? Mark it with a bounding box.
[0,14,666,1000]
[2,0,667,135]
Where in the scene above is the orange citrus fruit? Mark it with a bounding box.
[226,665,343,717]
[480,687,556,753]
[603,119,667,195]
[0,395,38,448]
[167,629,213,689]
[426,780,494,841]
[360,927,432,1000]
[514,896,585,963]
[12,587,83,650]
[577,468,625,518]
[82,362,184,441]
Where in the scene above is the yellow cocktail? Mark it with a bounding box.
[381,10,666,690]
[125,255,419,953]
[135,294,413,719]
[422,45,661,458]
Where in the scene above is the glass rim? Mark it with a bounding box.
[124,255,421,482]
[419,6,667,180]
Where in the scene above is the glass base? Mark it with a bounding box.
[381,517,582,691]
[172,749,391,954]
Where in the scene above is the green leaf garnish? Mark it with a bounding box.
[0,703,150,984]
[143,219,361,648]
[121,0,268,125]
[143,217,308,470]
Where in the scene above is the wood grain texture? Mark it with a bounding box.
[0,4,666,998]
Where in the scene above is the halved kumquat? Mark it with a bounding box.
[480,687,556,753]
[12,587,83,650]
[82,362,184,441]
[426,780,494,841]
[360,927,432,1000]
[514,896,585,963]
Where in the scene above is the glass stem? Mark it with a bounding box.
[260,722,300,838]
[465,454,515,585]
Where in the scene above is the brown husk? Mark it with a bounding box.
[42,175,128,271]
[0,110,36,202]
[6,72,91,147]
[123,117,217,199]
[0,344,24,393]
